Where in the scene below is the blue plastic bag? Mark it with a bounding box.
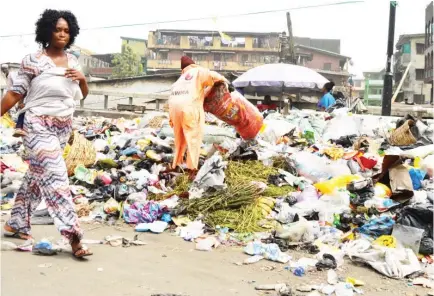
[358,216,395,238]
[409,168,426,190]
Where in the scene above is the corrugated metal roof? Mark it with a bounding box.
[294,37,341,54]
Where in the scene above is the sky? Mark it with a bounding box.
[0,0,431,77]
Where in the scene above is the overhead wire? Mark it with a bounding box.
[0,1,363,38]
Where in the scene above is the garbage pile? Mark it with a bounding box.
[1,108,434,293]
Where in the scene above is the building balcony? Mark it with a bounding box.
[367,94,382,100]
[367,79,384,87]
[147,35,278,53]
[147,59,266,71]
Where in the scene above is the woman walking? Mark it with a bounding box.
[1,9,92,258]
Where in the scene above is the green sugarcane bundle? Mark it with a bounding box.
[226,160,294,197]
[225,161,279,186]
[263,185,294,197]
[205,203,265,233]
[186,182,260,216]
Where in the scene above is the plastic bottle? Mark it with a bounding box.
[319,209,334,226]
[333,213,341,227]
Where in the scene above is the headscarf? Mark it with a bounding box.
[181,56,195,70]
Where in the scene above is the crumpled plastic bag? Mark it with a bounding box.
[392,224,424,254]
[373,235,397,248]
[177,221,205,241]
[315,253,337,270]
[135,221,168,233]
[123,201,167,224]
[103,198,119,214]
[323,114,360,142]
[274,200,298,224]
[396,203,433,255]
[358,216,395,238]
[159,123,236,144]
[291,152,331,182]
[257,119,296,144]
[408,168,426,190]
[275,217,315,243]
[344,239,421,279]
[190,153,227,196]
[294,185,319,203]
[315,175,361,195]
[195,236,220,251]
[244,241,291,263]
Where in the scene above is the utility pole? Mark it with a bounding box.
[286,12,297,65]
[279,12,297,64]
[381,1,397,116]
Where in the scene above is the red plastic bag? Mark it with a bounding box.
[204,83,263,140]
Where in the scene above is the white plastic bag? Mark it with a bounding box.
[322,114,359,142]
[195,237,220,251]
[257,119,296,144]
[291,152,331,182]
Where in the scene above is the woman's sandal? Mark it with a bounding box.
[72,247,93,259]
[3,225,33,240]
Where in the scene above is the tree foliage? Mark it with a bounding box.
[112,45,142,78]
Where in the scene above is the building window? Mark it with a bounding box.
[221,37,245,48]
[323,63,332,71]
[370,88,382,95]
[241,54,249,63]
[158,35,180,46]
[416,69,425,80]
[160,52,168,60]
[188,36,213,48]
[252,37,270,49]
[416,43,424,54]
[192,54,206,61]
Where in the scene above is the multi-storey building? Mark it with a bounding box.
[394,33,431,104]
[425,1,433,103]
[146,29,350,83]
[358,69,386,106]
[69,45,111,77]
[121,36,149,58]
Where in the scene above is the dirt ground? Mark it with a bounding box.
[0,222,430,296]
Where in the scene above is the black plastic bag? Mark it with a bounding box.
[420,237,433,255]
[268,174,287,186]
[396,203,433,255]
[315,253,337,270]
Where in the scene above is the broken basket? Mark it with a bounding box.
[65,131,96,176]
[388,119,417,146]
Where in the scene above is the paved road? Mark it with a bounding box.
[1,222,428,296]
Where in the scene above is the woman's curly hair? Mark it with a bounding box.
[35,9,80,49]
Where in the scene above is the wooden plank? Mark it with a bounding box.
[88,90,167,101]
[117,104,146,114]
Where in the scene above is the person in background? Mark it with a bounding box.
[169,56,226,172]
[318,81,336,111]
[1,65,25,137]
[0,9,91,259]
[257,95,278,112]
